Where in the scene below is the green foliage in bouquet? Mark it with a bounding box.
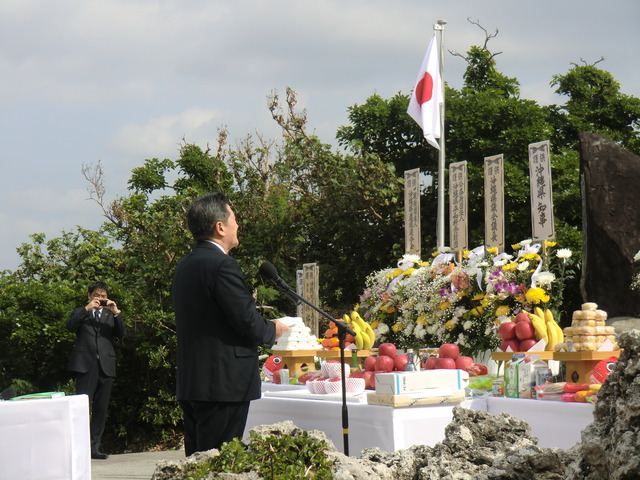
[358,240,576,357]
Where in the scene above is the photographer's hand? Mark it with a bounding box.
[107,300,121,315]
[85,298,101,311]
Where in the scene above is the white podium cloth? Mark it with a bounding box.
[0,394,90,480]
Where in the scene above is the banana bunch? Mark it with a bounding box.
[343,311,375,350]
[532,307,564,351]
[529,310,549,345]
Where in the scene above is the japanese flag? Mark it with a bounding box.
[407,33,443,150]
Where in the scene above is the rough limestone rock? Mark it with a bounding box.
[580,132,640,317]
[152,330,640,479]
[565,329,640,479]
[606,316,640,335]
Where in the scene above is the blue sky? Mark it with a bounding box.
[1,0,639,271]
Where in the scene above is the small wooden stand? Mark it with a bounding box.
[271,349,318,374]
[553,350,621,383]
[316,349,371,369]
[490,351,555,361]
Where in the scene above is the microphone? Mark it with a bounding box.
[259,261,356,336]
[0,387,16,400]
[259,261,301,305]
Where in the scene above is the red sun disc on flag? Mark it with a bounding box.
[416,72,434,105]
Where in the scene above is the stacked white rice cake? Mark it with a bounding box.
[272,317,320,350]
[560,302,618,351]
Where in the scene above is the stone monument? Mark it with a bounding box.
[580,132,640,318]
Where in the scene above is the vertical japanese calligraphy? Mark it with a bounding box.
[297,263,320,337]
[528,141,555,240]
[449,161,468,251]
[484,155,505,251]
[404,168,421,255]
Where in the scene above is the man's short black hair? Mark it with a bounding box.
[88,281,110,296]
[186,192,231,241]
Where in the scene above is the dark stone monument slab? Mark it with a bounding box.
[580,132,640,317]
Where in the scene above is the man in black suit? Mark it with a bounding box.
[67,281,126,460]
[172,192,288,456]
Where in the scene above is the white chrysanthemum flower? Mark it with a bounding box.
[463,320,473,330]
[400,254,421,265]
[518,261,530,272]
[633,250,640,262]
[376,323,390,334]
[536,271,556,286]
[438,246,452,253]
[520,239,532,246]
[403,323,414,336]
[556,248,572,259]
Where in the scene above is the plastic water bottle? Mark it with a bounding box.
[405,349,417,371]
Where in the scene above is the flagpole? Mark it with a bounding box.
[435,19,447,250]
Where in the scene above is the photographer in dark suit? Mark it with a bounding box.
[67,281,126,459]
[172,192,288,456]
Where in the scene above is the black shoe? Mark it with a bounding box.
[91,451,109,460]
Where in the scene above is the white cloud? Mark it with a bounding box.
[109,107,224,158]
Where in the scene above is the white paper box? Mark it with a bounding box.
[374,370,469,395]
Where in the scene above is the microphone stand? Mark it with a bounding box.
[276,286,354,456]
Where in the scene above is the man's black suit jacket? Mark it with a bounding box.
[67,306,127,377]
[172,241,276,403]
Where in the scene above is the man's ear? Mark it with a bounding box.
[214,220,225,237]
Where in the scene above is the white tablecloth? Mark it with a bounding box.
[246,384,594,454]
[485,396,593,449]
[245,389,484,455]
[0,395,90,480]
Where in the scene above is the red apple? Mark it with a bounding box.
[501,339,520,352]
[378,343,397,358]
[438,343,460,359]
[455,355,474,371]
[361,371,375,389]
[375,355,395,372]
[515,321,535,340]
[435,357,456,369]
[364,356,377,372]
[519,338,538,351]
[473,363,488,375]
[514,312,530,323]
[296,372,315,384]
[349,370,366,379]
[422,356,437,370]
[393,354,408,371]
[498,322,517,340]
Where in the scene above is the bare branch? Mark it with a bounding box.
[82,161,119,225]
[449,18,502,63]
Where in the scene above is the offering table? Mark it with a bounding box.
[246,385,595,454]
[245,388,484,455]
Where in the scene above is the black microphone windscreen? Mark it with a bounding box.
[0,387,16,400]
[259,261,279,280]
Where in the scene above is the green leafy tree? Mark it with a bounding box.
[549,60,640,154]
